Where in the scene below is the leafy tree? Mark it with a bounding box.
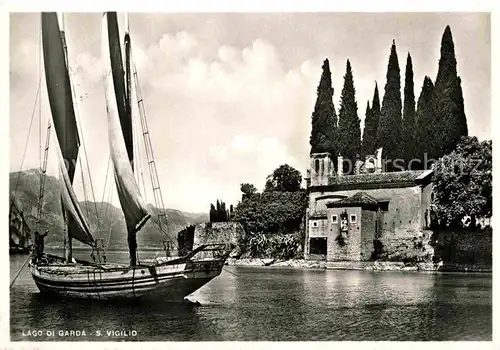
[310,58,338,158]
[233,190,307,235]
[376,40,402,171]
[337,59,361,174]
[240,183,258,201]
[233,165,307,259]
[362,82,381,157]
[433,25,468,156]
[402,53,416,167]
[414,76,437,169]
[264,164,302,192]
[432,136,491,228]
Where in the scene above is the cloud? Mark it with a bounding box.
[127,33,320,211]
[9,25,322,212]
[10,13,491,214]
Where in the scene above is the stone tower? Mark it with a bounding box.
[309,152,334,186]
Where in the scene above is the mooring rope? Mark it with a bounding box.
[10,252,33,288]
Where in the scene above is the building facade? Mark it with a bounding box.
[304,151,433,261]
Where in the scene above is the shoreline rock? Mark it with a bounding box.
[225,258,491,272]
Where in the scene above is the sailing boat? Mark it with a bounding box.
[28,12,230,300]
[9,197,33,254]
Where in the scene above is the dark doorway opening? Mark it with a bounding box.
[309,237,327,260]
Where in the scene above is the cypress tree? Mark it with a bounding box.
[433,25,468,156]
[376,40,402,172]
[221,201,227,221]
[310,58,338,158]
[337,59,361,175]
[361,82,380,157]
[415,76,436,169]
[209,203,216,223]
[402,53,416,168]
[216,200,221,222]
[361,101,371,159]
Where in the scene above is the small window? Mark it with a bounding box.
[350,214,357,223]
[314,159,320,174]
[331,215,338,224]
[379,202,389,212]
[311,220,319,228]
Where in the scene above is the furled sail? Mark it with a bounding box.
[102,12,150,239]
[41,12,94,246]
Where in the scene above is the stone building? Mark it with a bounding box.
[304,150,434,261]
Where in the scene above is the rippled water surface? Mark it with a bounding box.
[10,250,492,341]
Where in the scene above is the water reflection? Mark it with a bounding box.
[12,290,203,341]
[10,253,492,341]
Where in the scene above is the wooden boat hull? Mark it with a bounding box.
[29,259,225,301]
[29,244,230,301]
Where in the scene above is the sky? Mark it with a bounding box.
[9,12,491,213]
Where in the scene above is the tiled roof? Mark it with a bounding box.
[328,170,430,186]
[326,192,379,208]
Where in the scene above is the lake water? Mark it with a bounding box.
[10,249,492,341]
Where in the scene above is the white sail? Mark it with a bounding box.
[41,12,94,246]
[101,13,150,236]
[53,132,95,245]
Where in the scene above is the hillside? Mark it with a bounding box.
[9,169,208,250]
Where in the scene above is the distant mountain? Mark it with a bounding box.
[9,169,208,250]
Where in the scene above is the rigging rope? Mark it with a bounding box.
[38,19,42,178]
[131,57,175,249]
[105,172,114,250]
[10,252,33,288]
[100,156,111,215]
[133,104,148,203]
[36,119,52,230]
[65,20,100,232]
[78,155,91,219]
[13,78,41,196]
[70,76,100,231]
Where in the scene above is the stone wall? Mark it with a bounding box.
[193,221,244,248]
[309,184,431,238]
[307,183,436,262]
[376,229,434,263]
[308,217,329,238]
[327,207,362,261]
[360,210,377,260]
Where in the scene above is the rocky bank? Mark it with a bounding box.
[226,258,491,272]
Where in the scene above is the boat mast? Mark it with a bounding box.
[124,13,133,173]
[36,15,53,237]
[123,13,139,266]
[58,12,73,262]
